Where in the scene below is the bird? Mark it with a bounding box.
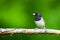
[33,12,46,29]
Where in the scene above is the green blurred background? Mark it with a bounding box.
[0,0,60,40]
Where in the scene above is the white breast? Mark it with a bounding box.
[35,17,45,28]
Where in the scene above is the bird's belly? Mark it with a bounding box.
[35,20,45,27]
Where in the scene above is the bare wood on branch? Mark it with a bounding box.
[0,28,60,34]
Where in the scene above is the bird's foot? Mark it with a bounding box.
[44,28,47,33]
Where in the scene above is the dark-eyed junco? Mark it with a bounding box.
[33,12,46,29]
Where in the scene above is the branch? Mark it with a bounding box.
[0,28,60,34]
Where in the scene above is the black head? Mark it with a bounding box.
[33,12,42,21]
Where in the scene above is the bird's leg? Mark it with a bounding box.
[35,27,39,29]
[34,26,41,31]
[43,25,47,33]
